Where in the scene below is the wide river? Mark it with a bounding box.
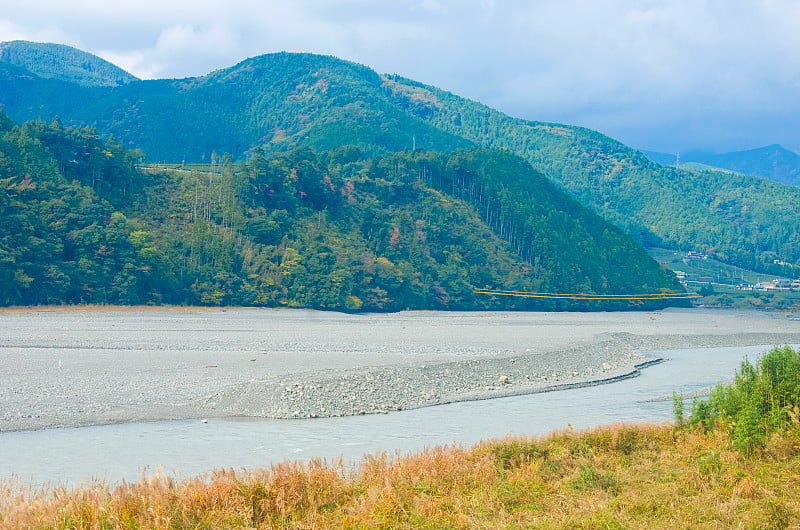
[0,308,797,487]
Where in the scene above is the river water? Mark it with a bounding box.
[0,343,779,486]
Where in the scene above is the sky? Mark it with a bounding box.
[1,0,798,154]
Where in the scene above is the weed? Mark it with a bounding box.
[569,466,621,495]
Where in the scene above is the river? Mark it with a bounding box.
[0,343,778,486]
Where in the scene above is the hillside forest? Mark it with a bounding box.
[0,112,685,311]
[2,47,799,281]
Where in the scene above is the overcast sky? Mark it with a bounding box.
[1,0,798,153]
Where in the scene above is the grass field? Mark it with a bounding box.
[2,422,798,528]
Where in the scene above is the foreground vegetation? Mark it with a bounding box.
[3,346,800,528]
[679,345,800,456]
[2,424,798,528]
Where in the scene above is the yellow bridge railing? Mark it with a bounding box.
[473,288,701,300]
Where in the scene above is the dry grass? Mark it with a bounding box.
[2,421,800,529]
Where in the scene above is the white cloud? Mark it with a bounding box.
[0,0,799,151]
[94,49,154,80]
[0,19,75,47]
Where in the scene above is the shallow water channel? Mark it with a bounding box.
[0,343,778,486]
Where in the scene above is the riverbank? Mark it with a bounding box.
[4,421,799,529]
[1,308,799,431]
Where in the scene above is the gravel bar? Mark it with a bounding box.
[1,307,798,431]
[201,335,659,418]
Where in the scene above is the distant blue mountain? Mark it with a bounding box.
[643,145,800,186]
[641,150,677,166]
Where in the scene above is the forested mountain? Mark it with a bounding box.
[0,112,683,310]
[0,41,138,87]
[0,51,472,161]
[1,44,799,278]
[643,145,800,187]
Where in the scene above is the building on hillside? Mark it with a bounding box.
[685,251,707,260]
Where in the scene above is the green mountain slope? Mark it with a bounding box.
[0,52,472,161]
[400,78,800,274]
[0,112,683,309]
[0,40,138,87]
[1,47,798,277]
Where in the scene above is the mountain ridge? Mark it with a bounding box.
[643,144,800,186]
[0,40,139,87]
[1,43,798,278]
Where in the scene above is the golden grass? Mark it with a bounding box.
[2,421,799,529]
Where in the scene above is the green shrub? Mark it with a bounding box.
[681,345,800,453]
[672,391,685,426]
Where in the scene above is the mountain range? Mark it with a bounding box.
[0,40,798,309]
[644,145,800,187]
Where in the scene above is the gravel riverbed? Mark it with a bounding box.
[1,307,798,431]
[201,335,656,419]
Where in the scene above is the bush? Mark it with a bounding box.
[681,345,800,453]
